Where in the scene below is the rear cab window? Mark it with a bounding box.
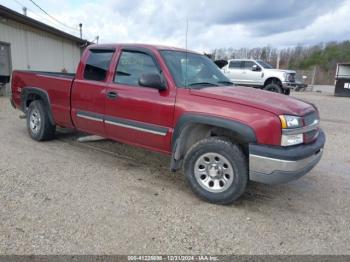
[83,50,114,82]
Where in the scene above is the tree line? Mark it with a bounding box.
[210,40,350,84]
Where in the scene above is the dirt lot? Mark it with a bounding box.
[0,90,349,255]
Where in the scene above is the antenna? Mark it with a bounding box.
[185,18,189,88]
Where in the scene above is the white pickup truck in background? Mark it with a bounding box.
[221,59,296,95]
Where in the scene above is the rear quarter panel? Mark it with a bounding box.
[11,71,74,128]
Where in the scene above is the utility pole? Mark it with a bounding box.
[79,23,82,39]
[22,7,27,16]
[311,65,317,91]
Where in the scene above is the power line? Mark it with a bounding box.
[12,0,79,36]
[28,0,79,32]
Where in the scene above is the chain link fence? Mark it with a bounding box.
[295,66,335,86]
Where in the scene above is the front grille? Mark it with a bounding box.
[304,111,318,126]
[304,129,319,143]
[303,111,320,143]
[288,73,296,82]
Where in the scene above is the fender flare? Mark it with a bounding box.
[170,114,257,171]
[21,87,55,125]
[263,77,283,87]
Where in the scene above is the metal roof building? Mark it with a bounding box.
[0,4,88,96]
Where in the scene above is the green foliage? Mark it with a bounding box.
[293,41,350,71]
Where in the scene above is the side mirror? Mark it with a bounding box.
[138,73,166,91]
[252,65,260,71]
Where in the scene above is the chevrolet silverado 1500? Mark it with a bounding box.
[10,44,325,204]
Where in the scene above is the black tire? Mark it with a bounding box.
[26,100,56,141]
[263,83,283,93]
[284,88,291,95]
[183,137,248,204]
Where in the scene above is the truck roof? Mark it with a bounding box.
[87,43,200,54]
[227,59,258,62]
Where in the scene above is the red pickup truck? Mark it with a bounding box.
[10,44,325,204]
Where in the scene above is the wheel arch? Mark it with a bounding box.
[264,77,282,87]
[21,87,55,125]
[170,114,256,171]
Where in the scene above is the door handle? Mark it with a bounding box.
[107,91,118,99]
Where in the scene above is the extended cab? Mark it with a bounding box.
[10,44,325,204]
[222,59,297,95]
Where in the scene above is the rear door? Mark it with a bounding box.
[71,49,115,136]
[104,48,176,153]
[225,60,244,84]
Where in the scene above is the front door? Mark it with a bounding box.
[243,61,263,86]
[105,49,176,153]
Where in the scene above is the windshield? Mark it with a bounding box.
[256,60,274,69]
[160,50,233,88]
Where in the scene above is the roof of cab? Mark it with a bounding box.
[87,43,200,54]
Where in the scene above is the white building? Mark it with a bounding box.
[0,4,88,96]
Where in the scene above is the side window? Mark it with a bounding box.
[114,51,159,86]
[83,50,114,81]
[243,61,256,69]
[229,61,241,69]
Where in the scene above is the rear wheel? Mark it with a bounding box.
[263,83,283,93]
[27,100,56,141]
[183,137,248,204]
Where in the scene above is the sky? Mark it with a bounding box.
[1,0,350,52]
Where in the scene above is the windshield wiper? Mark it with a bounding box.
[116,71,131,76]
[217,81,234,86]
[188,82,219,88]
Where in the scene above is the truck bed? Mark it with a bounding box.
[11,70,75,128]
[14,70,75,79]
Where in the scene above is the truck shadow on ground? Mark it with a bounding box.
[54,129,318,209]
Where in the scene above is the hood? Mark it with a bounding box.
[190,86,314,116]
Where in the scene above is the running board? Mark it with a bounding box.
[77,135,106,143]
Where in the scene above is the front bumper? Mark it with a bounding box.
[282,81,297,89]
[249,130,325,184]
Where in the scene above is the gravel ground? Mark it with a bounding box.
[0,90,349,255]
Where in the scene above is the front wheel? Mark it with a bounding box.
[263,83,283,93]
[183,137,248,204]
[284,88,291,95]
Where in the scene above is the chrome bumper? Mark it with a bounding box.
[249,130,325,184]
[282,81,296,89]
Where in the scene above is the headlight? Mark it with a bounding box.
[284,73,295,82]
[279,115,303,129]
[279,115,303,146]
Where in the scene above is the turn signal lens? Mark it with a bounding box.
[279,115,287,129]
